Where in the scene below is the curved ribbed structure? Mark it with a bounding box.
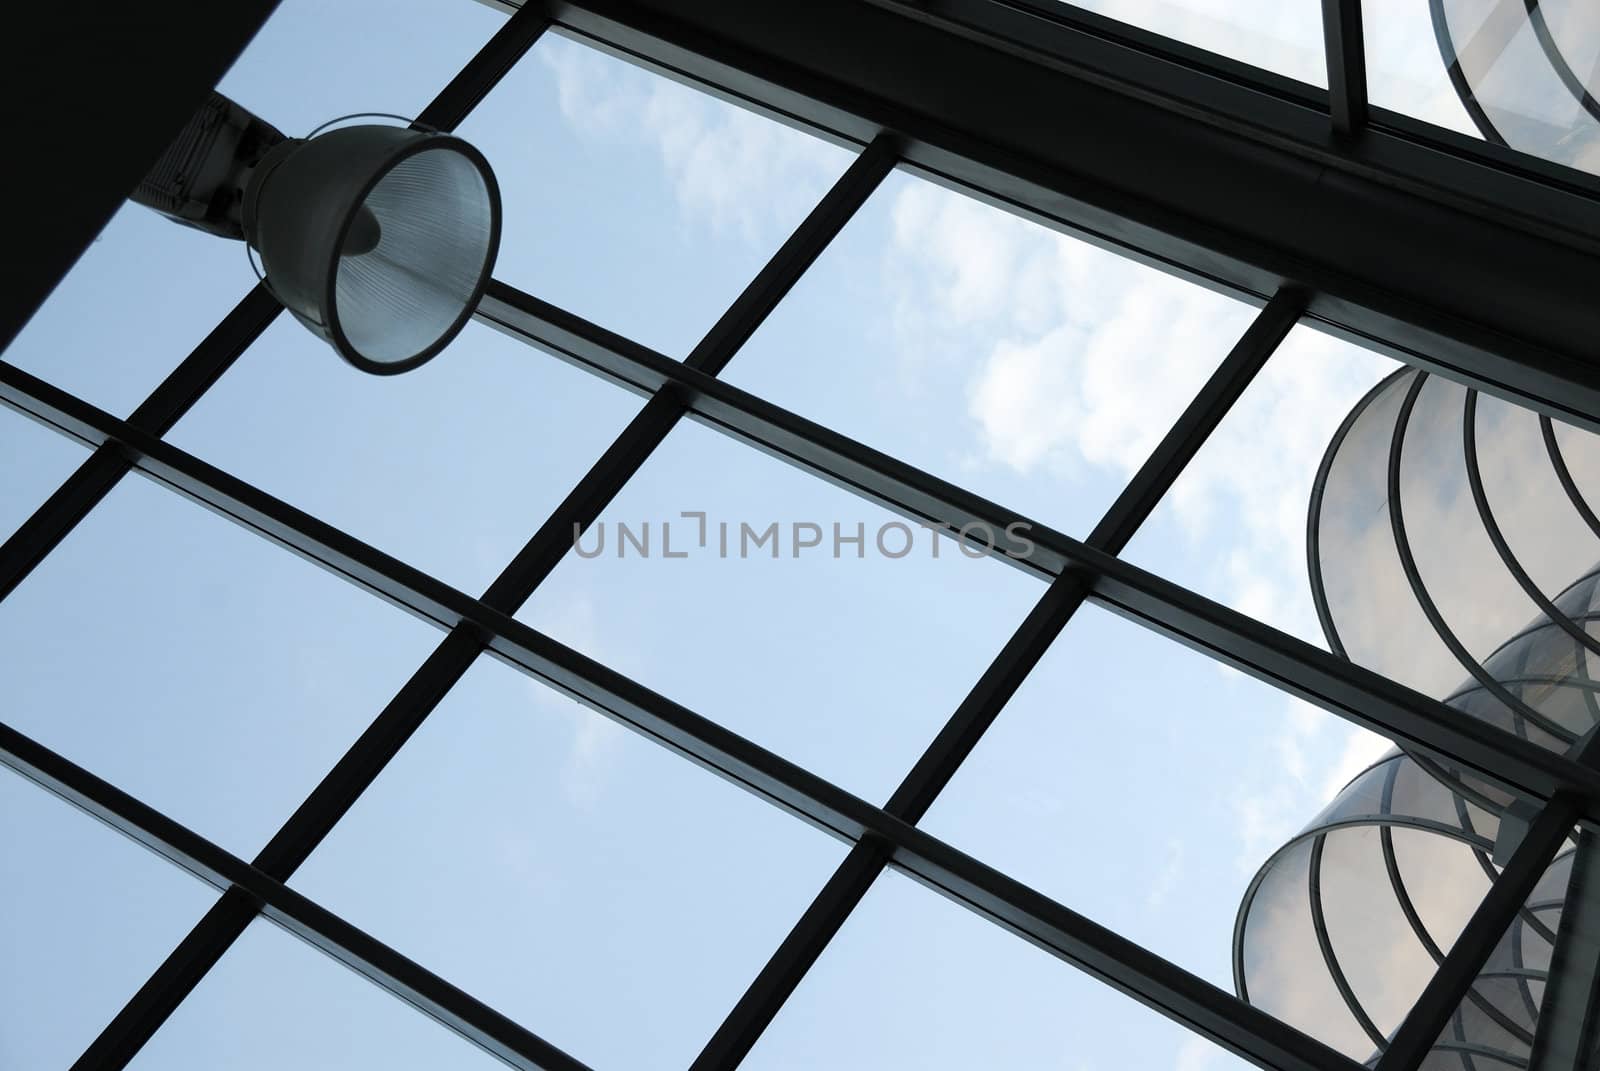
[1234,367,1600,1067]
[1431,0,1600,175]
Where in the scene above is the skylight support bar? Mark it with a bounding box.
[0,722,594,1071]
[1321,0,1369,136]
[689,285,1305,1070]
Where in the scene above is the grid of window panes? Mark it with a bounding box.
[3,3,1600,1071]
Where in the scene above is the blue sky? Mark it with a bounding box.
[0,2,1519,1069]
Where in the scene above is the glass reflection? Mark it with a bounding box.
[1366,0,1600,178]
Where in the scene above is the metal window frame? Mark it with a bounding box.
[4,2,1600,1070]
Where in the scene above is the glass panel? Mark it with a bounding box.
[290,656,849,1071]
[128,919,508,1071]
[168,318,644,595]
[1365,0,1600,179]
[743,866,1250,1070]
[0,406,90,541]
[0,765,219,1070]
[459,33,856,359]
[0,475,441,857]
[517,418,1044,801]
[920,601,1507,1064]
[1,0,506,417]
[1056,0,1326,86]
[727,169,1260,542]
[1124,323,1400,648]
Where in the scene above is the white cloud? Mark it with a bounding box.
[1173,1033,1219,1071]
[540,36,844,244]
[879,173,1403,884]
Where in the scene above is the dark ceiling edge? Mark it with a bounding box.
[486,0,1600,432]
[0,4,282,355]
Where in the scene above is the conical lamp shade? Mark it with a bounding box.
[244,125,501,374]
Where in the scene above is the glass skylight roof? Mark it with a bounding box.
[5,1,1600,1070]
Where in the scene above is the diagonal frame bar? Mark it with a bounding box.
[53,134,897,1071]
[688,287,1308,1070]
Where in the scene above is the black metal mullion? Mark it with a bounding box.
[689,289,1304,1070]
[1321,0,1369,137]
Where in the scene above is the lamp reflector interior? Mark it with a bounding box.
[331,145,496,368]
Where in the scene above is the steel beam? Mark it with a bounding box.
[499,0,1600,432]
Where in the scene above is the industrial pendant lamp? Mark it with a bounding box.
[131,92,501,374]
